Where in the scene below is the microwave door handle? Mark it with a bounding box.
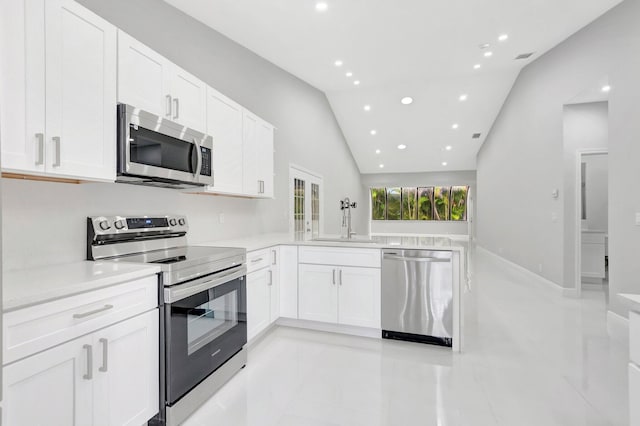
[192,138,202,178]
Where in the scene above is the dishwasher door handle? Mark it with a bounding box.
[383,254,451,263]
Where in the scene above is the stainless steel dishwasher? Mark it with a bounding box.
[382,249,453,347]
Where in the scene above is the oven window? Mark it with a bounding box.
[129,125,196,173]
[186,290,238,355]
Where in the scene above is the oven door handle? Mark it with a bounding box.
[165,265,247,303]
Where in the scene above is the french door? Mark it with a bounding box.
[290,166,323,240]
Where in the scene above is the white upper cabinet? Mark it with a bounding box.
[117,30,206,133]
[117,30,171,117]
[242,110,275,198]
[0,0,117,181]
[206,87,244,194]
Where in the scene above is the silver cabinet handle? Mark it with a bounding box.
[339,269,343,286]
[257,180,261,194]
[268,270,273,286]
[332,269,336,285]
[383,254,451,263]
[166,95,172,117]
[35,133,44,165]
[83,344,93,380]
[173,98,180,120]
[272,249,277,265]
[52,136,61,167]
[99,338,108,372]
[251,257,263,263]
[73,304,114,319]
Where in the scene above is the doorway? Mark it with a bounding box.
[289,165,324,240]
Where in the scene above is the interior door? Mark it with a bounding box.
[45,0,116,180]
[290,167,323,240]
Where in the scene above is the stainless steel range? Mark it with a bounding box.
[87,215,247,426]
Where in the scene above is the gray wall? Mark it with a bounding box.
[2,0,367,270]
[562,102,609,290]
[361,171,476,236]
[476,0,640,316]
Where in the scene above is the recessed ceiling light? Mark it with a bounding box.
[354,80,360,86]
[442,162,448,166]
[602,85,611,92]
[315,2,328,12]
[364,105,371,111]
[459,94,468,101]
[484,51,493,58]
[397,144,407,150]
[479,43,491,49]
[334,60,343,67]
[473,64,481,70]
[498,34,509,42]
[375,149,381,154]
[401,97,413,105]
[445,145,453,151]
[452,123,459,129]
[345,71,353,77]
[370,130,377,135]
[379,164,384,168]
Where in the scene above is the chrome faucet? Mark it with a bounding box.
[340,197,358,239]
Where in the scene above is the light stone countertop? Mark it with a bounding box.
[3,261,161,312]
[199,232,468,253]
[619,293,640,308]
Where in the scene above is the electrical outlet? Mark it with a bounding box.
[551,212,558,223]
[219,213,225,224]
[636,212,640,226]
[498,247,504,254]
[538,263,543,273]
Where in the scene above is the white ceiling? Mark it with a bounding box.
[165,0,622,174]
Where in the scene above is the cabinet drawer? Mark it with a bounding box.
[630,362,640,426]
[247,248,272,273]
[3,275,158,364]
[631,311,640,365]
[299,246,381,268]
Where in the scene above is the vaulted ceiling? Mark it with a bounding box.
[165,0,622,173]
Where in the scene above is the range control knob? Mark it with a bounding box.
[114,220,126,230]
[178,218,186,226]
[169,218,177,226]
[98,220,111,231]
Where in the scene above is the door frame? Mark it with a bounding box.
[289,164,324,240]
[574,148,608,297]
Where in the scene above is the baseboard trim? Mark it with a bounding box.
[606,310,629,343]
[476,246,565,295]
[275,317,381,339]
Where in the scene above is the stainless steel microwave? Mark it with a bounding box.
[116,104,214,189]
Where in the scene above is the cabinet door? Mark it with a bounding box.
[3,335,93,426]
[206,87,244,194]
[298,264,338,323]
[242,110,260,196]
[279,245,299,319]
[171,64,207,132]
[117,30,172,118]
[247,268,271,341]
[338,267,381,328]
[93,310,159,426]
[269,247,280,323]
[45,0,117,181]
[0,0,46,174]
[256,120,275,198]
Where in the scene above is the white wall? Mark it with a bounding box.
[1,0,367,270]
[361,171,476,236]
[476,0,640,317]
[562,101,609,289]
[583,154,609,231]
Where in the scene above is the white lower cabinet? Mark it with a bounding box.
[298,264,380,328]
[3,309,159,426]
[630,362,640,426]
[279,246,299,319]
[246,247,280,341]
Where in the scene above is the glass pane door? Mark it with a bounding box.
[290,168,323,240]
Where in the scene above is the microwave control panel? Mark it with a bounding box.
[200,147,212,176]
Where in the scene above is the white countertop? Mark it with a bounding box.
[3,261,161,312]
[200,232,467,253]
[619,293,640,307]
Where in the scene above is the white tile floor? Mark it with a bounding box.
[183,248,628,426]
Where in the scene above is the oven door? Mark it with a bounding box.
[165,268,247,405]
[117,104,213,185]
